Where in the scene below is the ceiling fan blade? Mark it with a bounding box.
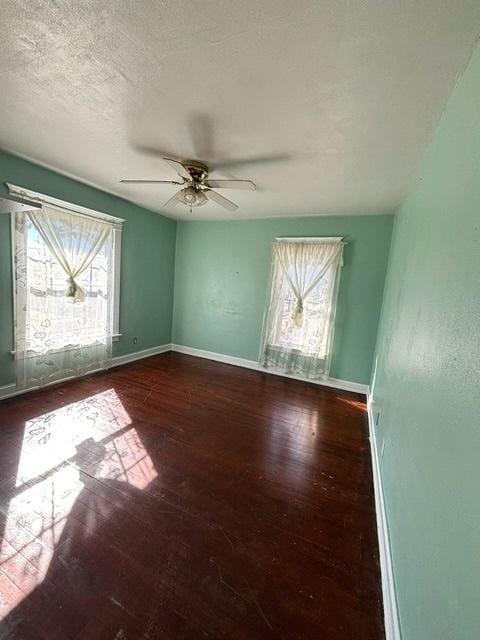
[119,179,183,185]
[211,153,290,171]
[205,189,238,212]
[163,192,180,208]
[189,113,214,160]
[133,143,178,157]
[205,179,256,191]
[162,158,192,181]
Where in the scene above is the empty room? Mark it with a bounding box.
[0,2,479,639]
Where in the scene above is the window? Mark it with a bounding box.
[23,218,113,352]
[272,261,337,357]
[10,185,124,389]
[260,238,343,380]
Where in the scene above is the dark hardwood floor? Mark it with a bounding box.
[0,352,384,639]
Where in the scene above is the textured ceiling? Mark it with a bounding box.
[1,1,479,221]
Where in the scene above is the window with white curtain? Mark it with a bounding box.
[12,198,123,389]
[23,219,111,351]
[260,238,344,380]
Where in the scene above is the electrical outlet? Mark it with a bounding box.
[133,336,138,345]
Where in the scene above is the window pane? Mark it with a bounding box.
[26,220,109,351]
[273,263,335,357]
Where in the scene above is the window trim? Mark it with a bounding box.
[7,183,124,226]
[10,210,17,356]
[112,225,122,338]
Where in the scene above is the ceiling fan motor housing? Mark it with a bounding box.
[184,161,208,184]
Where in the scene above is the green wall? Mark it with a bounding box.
[0,150,176,387]
[173,215,393,384]
[370,43,480,639]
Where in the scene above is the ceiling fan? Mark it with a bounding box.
[120,158,256,212]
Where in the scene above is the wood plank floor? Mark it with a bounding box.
[0,352,384,639]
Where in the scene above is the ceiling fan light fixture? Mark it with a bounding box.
[177,186,207,207]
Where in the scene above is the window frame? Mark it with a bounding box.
[9,187,124,356]
[111,225,122,339]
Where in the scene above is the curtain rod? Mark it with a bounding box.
[275,236,348,244]
[7,183,125,226]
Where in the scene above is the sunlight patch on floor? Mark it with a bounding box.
[15,388,132,487]
[0,388,157,620]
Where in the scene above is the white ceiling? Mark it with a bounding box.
[1,1,479,221]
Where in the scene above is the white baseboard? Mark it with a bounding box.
[0,366,107,401]
[0,342,367,400]
[0,382,18,400]
[367,398,401,640]
[111,343,172,368]
[0,343,172,401]
[171,343,368,395]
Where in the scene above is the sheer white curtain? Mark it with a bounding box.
[15,205,115,388]
[260,238,344,379]
[29,205,112,302]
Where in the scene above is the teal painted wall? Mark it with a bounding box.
[173,215,393,384]
[0,150,176,387]
[370,43,480,639]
